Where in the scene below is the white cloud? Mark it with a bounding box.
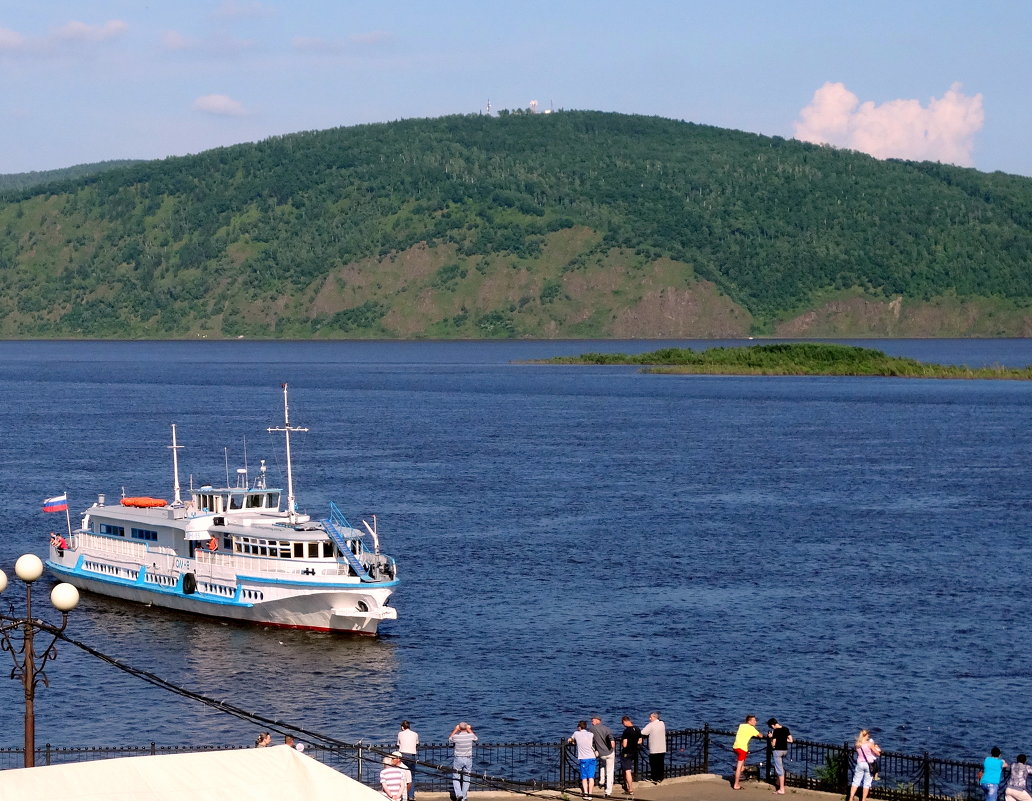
[0,26,26,50]
[0,19,127,54]
[349,30,392,46]
[53,19,128,43]
[794,82,984,167]
[193,93,248,116]
[162,30,193,51]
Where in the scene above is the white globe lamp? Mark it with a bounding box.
[14,554,44,583]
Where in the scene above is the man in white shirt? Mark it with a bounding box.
[397,721,419,800]
[641,712,667,784]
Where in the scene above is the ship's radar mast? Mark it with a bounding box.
[168,424,184,507]
[267,383,308,523]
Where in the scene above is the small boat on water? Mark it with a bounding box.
[45,384,399,635]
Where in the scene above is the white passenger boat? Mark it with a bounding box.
[45,385,398,635]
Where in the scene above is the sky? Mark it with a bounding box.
[0,0,1030,177]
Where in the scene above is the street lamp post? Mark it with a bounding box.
[0,553,79,768]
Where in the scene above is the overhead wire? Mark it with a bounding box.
[52,628,563,797]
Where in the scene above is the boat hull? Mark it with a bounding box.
[46,553,398,636]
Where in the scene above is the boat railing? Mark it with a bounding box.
[74,532,149,560]
[195,549,356,579]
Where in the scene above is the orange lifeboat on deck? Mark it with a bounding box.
[120,497,168,508]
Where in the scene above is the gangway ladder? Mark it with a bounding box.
[324,502,376,582]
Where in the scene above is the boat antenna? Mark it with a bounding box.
[267,383,308,523]
[168,424,184,507]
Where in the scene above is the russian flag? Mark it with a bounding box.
[42,494,68,513]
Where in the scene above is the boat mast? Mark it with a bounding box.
[267,383,308,523]
[168,424,183,507]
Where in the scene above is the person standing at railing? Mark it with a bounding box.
[641,712,667,784]
[980,747,1009,801]
[449,721,478,801]
[397,720,419,801]
[619,715,643,798]
[569,720,598,800]
[732,715,764,790]
[847,729,882,801]
[1005,754,1032,801]
[766,718,793,795]
[590,715,616,798]
[380,753,407,801]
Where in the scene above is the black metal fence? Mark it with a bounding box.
[0,727,985,801]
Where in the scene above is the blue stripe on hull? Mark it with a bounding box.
[46,560,253,609]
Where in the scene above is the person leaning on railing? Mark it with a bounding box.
[847,729,882,801]
[1006,754,1032,801]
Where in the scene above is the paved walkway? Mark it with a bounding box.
[416,775,843,801]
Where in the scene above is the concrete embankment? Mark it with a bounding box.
[417,774,842,801]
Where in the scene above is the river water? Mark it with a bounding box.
[0,339,1029,759]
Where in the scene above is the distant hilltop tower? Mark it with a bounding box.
[484,98,492,114]
[529,99,539,113]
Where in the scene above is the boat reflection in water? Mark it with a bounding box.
[45,589,400,744]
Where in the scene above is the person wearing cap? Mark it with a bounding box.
[766,718,793,794]
[449,721,478,801]
[589,715,616,798]
[381,752,407,801]
[397,721,419,800]
[641,712,667,784]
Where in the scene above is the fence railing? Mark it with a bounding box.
[0,727,985,801]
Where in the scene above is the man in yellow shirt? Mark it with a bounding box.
[732,715,763,790]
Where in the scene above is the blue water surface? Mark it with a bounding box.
[0,339,1029,759]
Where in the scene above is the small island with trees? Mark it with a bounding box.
[537,342,1032,379]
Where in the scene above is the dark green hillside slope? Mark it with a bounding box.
[1,111,1031,338]
[0,160,141,192]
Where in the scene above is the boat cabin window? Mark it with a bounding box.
[99,524,125,537]
[229,494,245,510]
[233,536,295,559]
[195,493,224,514]
[231,536,337,560]
[131,528,158,541]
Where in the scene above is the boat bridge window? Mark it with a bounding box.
[235,536,293,558]
[221,492,280,511]
[234,536,338,559]
[99,524,125,537]
[131,528,158,541]
[195,493,224,514]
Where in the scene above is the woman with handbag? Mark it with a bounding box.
[847,729,882,801]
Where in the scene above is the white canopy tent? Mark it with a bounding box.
[0,744,388,801]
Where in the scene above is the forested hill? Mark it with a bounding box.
[2,110,1032,339]
[0,160,142,192]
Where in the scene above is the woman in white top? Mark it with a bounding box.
[847,729,882,801]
